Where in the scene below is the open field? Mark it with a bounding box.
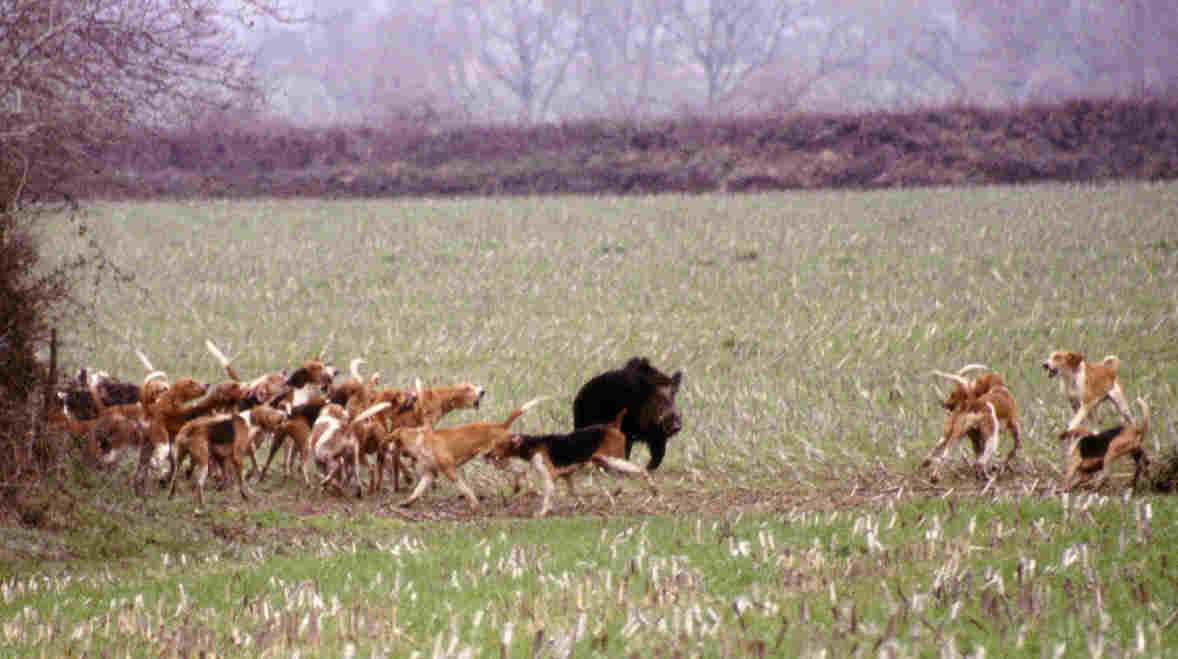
[4,181,1178,656]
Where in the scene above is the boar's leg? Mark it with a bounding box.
[645,436,666,471]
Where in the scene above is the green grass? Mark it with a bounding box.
[4,180,1178,656]
[4,499,1178,656]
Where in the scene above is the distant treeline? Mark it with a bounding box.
[79,98,1178,199]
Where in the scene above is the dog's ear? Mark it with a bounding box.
[1065,352,1083,369]
[286,367,312,388]
[611,408,628,427]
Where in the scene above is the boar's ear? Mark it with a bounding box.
[625,357,650,371]
[670,371,683,393]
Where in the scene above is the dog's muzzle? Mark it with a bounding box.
[401,392,418,412]
[1042,363,1058,377]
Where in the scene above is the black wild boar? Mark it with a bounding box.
[572,357,683,470]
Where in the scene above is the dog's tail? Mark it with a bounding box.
[346,401,392,432]
[1136,398,1149,436]
[205,339,241,381]
[135,349,155,373]
[350,358,367,380]
[499,396,551,429]
[1102,355,1120,373]
[957,363,988,377]
[931,370,970,387]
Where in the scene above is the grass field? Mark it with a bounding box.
[4,181,1178,656]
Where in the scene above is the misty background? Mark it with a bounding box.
[245,0,1178,127]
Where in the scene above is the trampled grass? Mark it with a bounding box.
[4,181,1178,656]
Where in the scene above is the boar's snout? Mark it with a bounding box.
[661,409,683,437]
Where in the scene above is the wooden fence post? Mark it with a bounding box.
[43,328,56,425]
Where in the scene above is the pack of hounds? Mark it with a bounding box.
[921,350,1150,492]
[52,343,683,517]
[53,343,1150,515]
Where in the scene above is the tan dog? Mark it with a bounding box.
[137,378,211,494]
[485,409,656,517]
[168,413,254,505]
[311,401,392,496]
[348,388,417,494]
[255,397,327,484]
[317,361,420,494]
[378,382,485,492]
[1043,350,1132,430]
[73,371,169,466]
[922,366,1021,481]
[59,371,168,461]
[1058,399,1149,491]
[240,405,289,479]
[151,379,249,494]
[394,397,544,511]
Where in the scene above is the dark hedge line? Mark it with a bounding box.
[76,98,1178,199]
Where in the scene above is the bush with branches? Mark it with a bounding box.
[0,0,293,508]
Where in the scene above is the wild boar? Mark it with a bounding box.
[572,357,683,470]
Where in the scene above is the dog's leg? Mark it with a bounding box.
[392,442,402,492]
[448,467,481,511]
[167,444,184,500]
[234,457,250,501]
[532,454,555,517]
[370,448,384,495]
[193,462,209,506]
[399,470,433,508]
[1062,454,1084,491]
[300,435,317,486]
[976,432,998,481]
[920,436,955,480]
[974,405,1000,480]
[586,462,622,507]
[1108,385,1133,425]
[319,457,340,489]
[244,427,268,480]
[1004,419,1022,468]
[594,455,658,495]
[284,440,296,476]
[133,439,154,497]
[1130,449,1148,490]
[350,441,363,498]
[257,431,287,483]
[563,468,578,499]
[1067,402,1097,432]
[1089,468,1109,491]
[244,445,259,492]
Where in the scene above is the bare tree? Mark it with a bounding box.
[579,0,676,119]
[1061,0,1178,99]
[666,0,812,114]
[1,0,295,205]
[749,11,876,113]
[448,0,588,123]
